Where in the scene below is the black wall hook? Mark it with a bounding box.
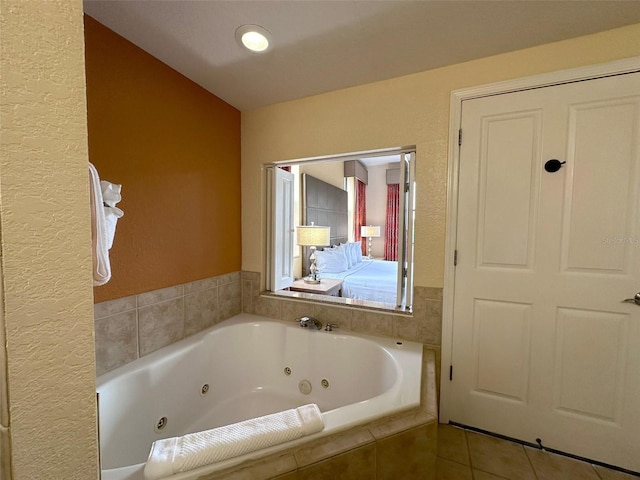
[544,159,566,172]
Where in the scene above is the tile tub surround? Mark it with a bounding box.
[95,272,439,478]
[238,273,442,478]
[94,269,445,376]
[242,270,443,394]
[94,272,241,375]
[195,348,438,480]
[241,271,443,347]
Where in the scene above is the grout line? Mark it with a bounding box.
[592,463,605,480]
[522,442,540,480]
[463,426,537,480]
[472,467,512,480]
[215,284,220,323]
[436,455,471,468]
[463,428,474,472]
[135,294,140,360]
[182,285,186,340]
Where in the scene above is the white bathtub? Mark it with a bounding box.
[97,313,423,480]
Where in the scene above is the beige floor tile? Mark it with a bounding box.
[473,470,510,480]
[377,424,436,479]
[298,444,375,480]
[271,473,298,480]
[466,431,536,480]
[593,465,640,480]
[525,447,600,480]
[436,457,472,480]
[438,425,470,466]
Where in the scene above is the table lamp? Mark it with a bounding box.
[297,223,331,284]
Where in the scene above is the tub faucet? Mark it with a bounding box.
[296,316,323,330]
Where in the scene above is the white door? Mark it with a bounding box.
[269,167,295,291]
[396,151,416,308]
[451,72,640,472]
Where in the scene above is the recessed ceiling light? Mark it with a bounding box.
[235,25,271,53]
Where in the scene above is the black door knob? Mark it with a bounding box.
[544,159,566,172]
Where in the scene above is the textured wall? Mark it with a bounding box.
[241,23,640,288]
[84,16,242,303]
[0,1,99,478]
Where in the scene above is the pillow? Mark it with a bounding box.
[337,243,353,269]
[315,247,349,273]
[338,242,362,267]
[349,241,363,264]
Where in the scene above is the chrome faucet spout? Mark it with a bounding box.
[296,316,323,330]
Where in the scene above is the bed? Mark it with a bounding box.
[302,173,398,305]
[320,258,398,305]
[310,240,398,305]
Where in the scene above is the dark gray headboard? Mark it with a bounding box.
[302,174,348,276]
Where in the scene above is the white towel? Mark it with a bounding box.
[143,404,324,480]
[100,180,123,250]
[89,164,123,285]
[89,163,110,286]
[101,180,122,207]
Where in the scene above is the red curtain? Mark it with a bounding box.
[384,183,400,261]
[354,179,367,255]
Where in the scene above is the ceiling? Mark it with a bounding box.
[83,0,640,111]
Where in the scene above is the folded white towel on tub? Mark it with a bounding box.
[143,404,324,480]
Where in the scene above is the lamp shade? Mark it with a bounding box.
[360,225,381,238]
[297,225,331,246]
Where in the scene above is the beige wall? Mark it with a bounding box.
[242,23,640,289]
[299,161,345,189]
[0,1,98,479]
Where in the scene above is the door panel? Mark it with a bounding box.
[553,308,628,423]
[451,72,640,472]
[473,299,532,402]
[563,99,640,273]
[477,111,541,269]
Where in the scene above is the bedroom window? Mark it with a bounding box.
[265,147,416,312]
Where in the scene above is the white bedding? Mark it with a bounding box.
[320,259,398,304]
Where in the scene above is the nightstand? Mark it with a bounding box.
[289,278,343,297]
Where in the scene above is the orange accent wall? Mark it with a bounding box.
[84,16,241,303]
